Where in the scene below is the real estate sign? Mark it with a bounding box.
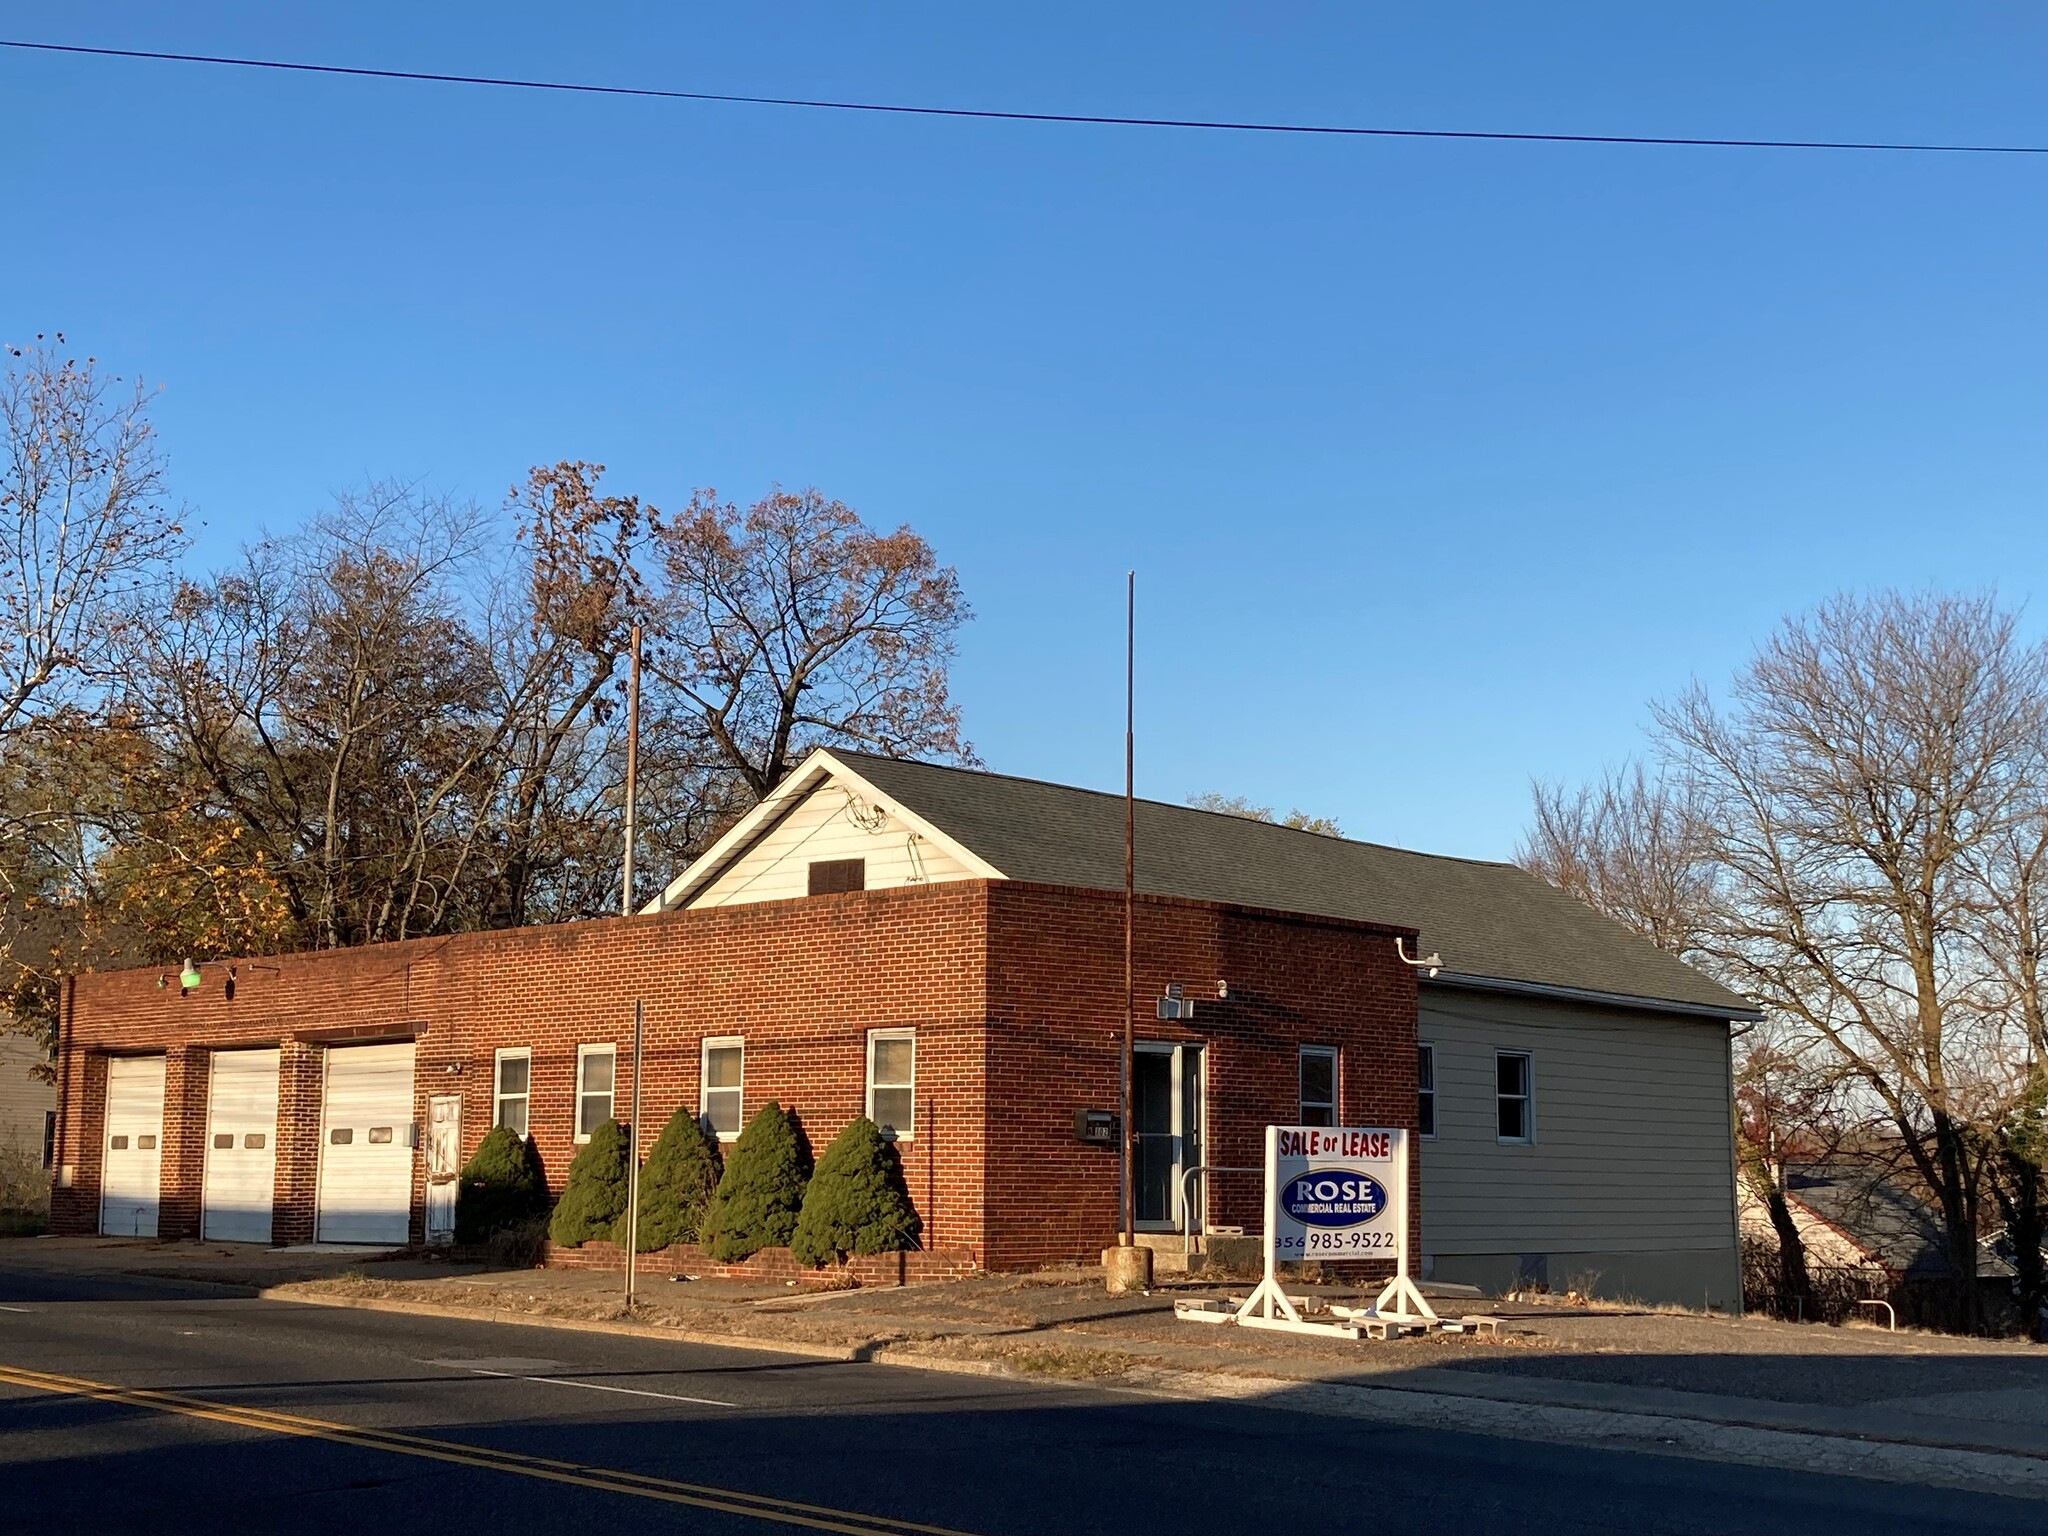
[1270,1126,1405,1261]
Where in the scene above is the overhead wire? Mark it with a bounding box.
[2,37,2044,157]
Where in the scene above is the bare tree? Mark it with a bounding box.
[1187,792,1342,837]
[1657,591,2048,1331]
[0,337,182,740]
[1518,763,1713,958]
[645,487,972,801]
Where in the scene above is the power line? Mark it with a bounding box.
[4,36,2045,157]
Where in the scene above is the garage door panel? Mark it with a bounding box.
[203,1048,280,1243]
[101,1056,166,1238]
[317,1043,416,1244]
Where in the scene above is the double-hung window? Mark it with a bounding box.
[1417,1044,1437,1138]
[867,1029,915,1139]
[701,1037,744,1139]
[1496,1050,1533,1143]
[494,1049,531,1136]
[575,1045,615,1140]
[1299,1046,1337,1127]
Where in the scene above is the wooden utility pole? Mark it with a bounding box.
[622,625,643,1310]
[1122,571,1135,1245]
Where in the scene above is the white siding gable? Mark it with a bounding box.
[688,781,977,907]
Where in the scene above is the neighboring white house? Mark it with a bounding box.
[653,749,1759,1308]
[0,1031,56,1187]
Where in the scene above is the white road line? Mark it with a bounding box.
[463,1367,735,1408]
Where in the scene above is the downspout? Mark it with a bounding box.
[1724,1021,1743,1317]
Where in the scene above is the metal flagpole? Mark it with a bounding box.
[622,622,642,918]
[1121,571,1135,1246]
[625,998,643,1309]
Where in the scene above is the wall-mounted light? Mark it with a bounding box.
[179,958,201,995]
[1395,937,1443,979]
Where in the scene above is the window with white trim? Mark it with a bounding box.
[575,1045,615,1140]
[1417,1043,1436,1138]
[867,1029,915,1139]
[1299,1046,1337,1127]
[701,1037,744,1139]
[1496,1050,1533,1143]
[494,1049,531,1136]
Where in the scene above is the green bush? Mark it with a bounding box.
[633,1108,723,1252]
[548,1118,631,1247]
[699,1102,812,1261]
[790,1117,923,1268]
[453,1126,549,1244]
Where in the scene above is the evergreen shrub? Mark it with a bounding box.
[699,1102,812,1261]
[453,1126,549,1244]
[633,1107,723,1252]
[790,1116,922,1268]
[548,1118,631,1247]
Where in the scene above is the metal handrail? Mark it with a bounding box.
[1856,1298,1897,1332]
[1180,1164,1260,1259]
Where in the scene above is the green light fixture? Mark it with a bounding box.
[179,958,202,992]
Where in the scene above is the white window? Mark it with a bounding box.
[867,1029,915,1139]
[1299,1046,1337,1127]
[575,1045,615,1141]
[1418,1044,1436,1138]
[494,1049,530,1136]
[1496,1050,1533,1143]
[701,1037,744,1139]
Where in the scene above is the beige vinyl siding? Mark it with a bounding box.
[689,784,976,907]
[1418,988,1737,1256]
[0,1033,55,1152]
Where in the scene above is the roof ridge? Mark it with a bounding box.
[825,748,1521,871]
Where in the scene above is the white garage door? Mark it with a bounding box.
[203,1048,281,1243]
[101,1056,166,1237]
[316,1043,417,1244]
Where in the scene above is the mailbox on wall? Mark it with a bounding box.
[1073,1109,1120,1146]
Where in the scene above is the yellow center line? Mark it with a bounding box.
[0,1363,984,1536]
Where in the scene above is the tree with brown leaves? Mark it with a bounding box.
[645,486,971,802]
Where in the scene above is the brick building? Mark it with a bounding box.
[50,748,1753,1301]
[50,871,1417,1270]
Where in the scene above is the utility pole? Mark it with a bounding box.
[1122,571,1135,1246]
[622,625,643,1310]
[621,622,642,918]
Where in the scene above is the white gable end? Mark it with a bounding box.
[689,782,976,907]
[652,751,1002,912]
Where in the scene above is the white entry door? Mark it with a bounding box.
[424,1094,461,1245]
[101,1056,166,1237]
[203,1048,281,1243]
[316,1043,417,1244]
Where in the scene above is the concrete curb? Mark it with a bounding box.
[257,1287,2048,1500]
[257,1288,870,1364]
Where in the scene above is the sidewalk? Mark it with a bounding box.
[13,1236,2048,1499]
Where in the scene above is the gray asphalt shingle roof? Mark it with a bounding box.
[834,752,1751,1017]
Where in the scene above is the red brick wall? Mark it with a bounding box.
[982,883,1420,1270]
[54,884,992,1256]
[52,878,1422,1274]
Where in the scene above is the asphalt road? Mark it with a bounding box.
[0,1262,2037,1536]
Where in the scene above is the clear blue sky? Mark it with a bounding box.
[6,5,2045,860]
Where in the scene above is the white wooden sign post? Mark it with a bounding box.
[1178,1124,1437,1339]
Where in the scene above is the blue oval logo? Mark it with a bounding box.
[1282,1169,1388,1227]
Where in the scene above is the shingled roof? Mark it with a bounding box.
[835,751,1752,1019]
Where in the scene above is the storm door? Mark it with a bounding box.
[1133,1043,1204,1230]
